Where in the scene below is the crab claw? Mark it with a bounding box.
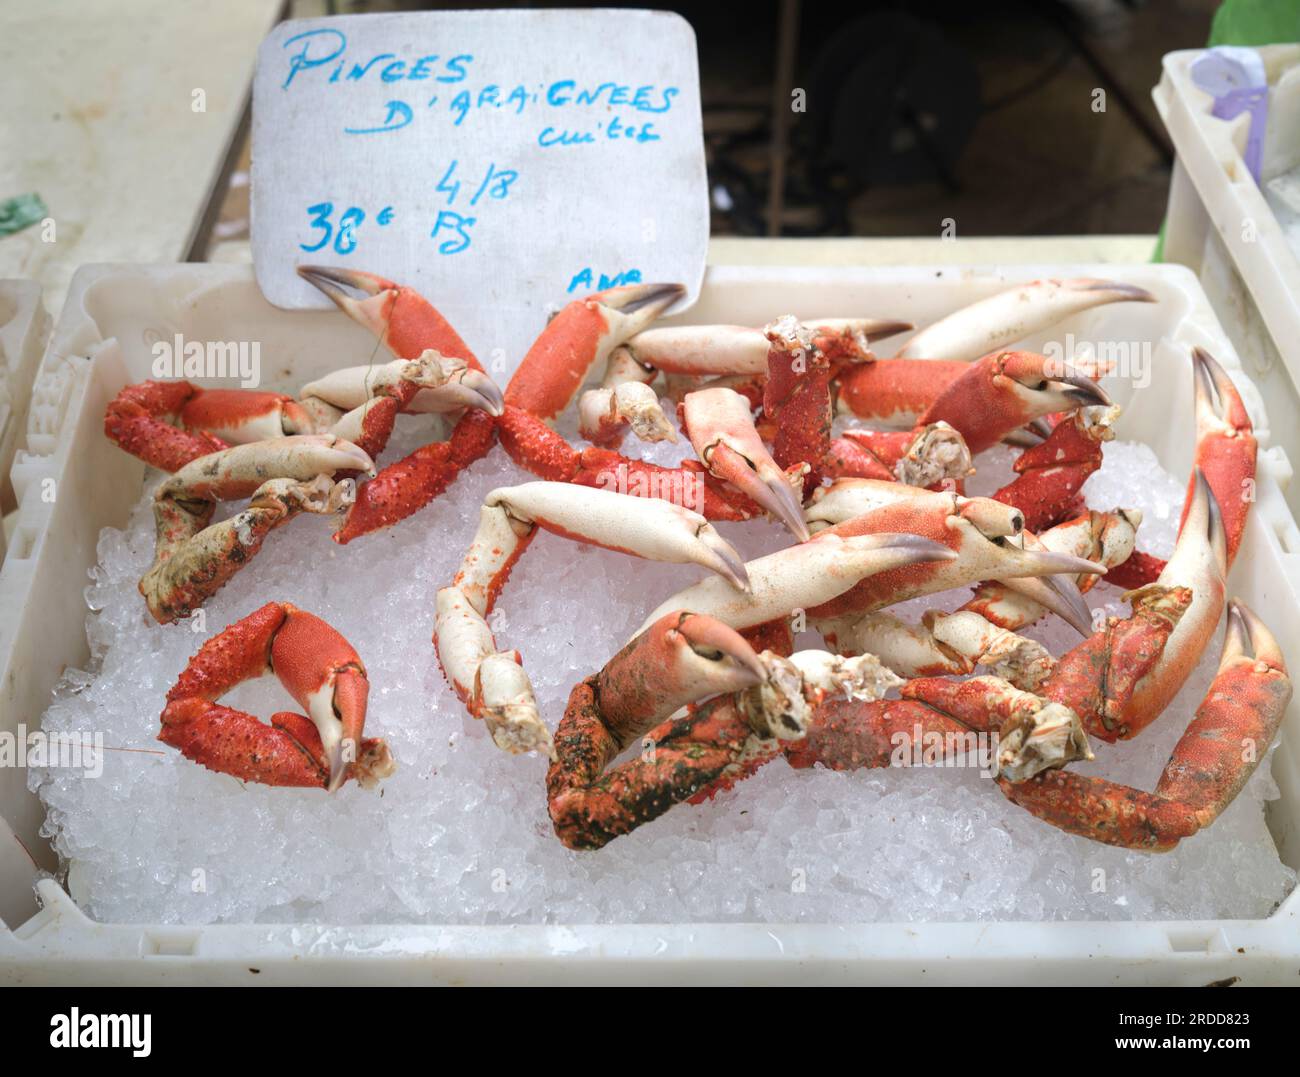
[269,608,372,792]
[160,434,375,502]
[1001,572,1095,637]
[919,351,1111,455]
[298,265,401,336]
[297,265,478,364]
[635,532,956,637]
[1187,347,1256,563]
[594,612,767,743]
[160,603,392,790]
[504,282,686,420]
[683,387,810,542]
[897,277,1157,362]
[487,481,752,591]
[300,356,504,419]
[412,366,505,416]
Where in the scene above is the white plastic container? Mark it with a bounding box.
[2,262,1298,985]
[0,280,49,554]
[1154,45,1300,515]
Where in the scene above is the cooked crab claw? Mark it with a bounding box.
[300,356,504,418]
[160,602,392,791]
[897,277,1157,362]
[297,264,479,366]
[683,386,811,542]
[635,532,957,637]
[919,351,1112,455]
[297,264,397,334]
[593,612,768,741]
[1002,571,1095,637]
[604,281,687,320]
[411,367,505,416]
[485,481,752,592]
[503,282,686,422]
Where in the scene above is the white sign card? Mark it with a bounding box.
[251,8,708,371]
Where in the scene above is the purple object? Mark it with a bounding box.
[1212,86,1269,183]
[1191,48,1269,185]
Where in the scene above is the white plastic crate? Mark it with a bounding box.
[1154,45,1300,516]
[1,261,1299,985]
[0,280,49,554]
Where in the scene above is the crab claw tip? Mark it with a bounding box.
[676,613,767,683]
[696,524,752,593]
[1058,368,1112,408]
[297,264,391,300]
[1083,279,1156,303]
[607,281,686,316]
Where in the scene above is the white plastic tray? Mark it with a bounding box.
[0,280,49,546]
[2,262,1299,985]
[1154,46,1300,516]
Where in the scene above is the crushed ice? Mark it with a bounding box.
[29,415,1296,925]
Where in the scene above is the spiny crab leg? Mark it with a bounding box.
[895,277,1156,361]
[434,482,752,758]
[683,386,810,541]
[999,600,1291,849]
[141,435,373,623]
[160,602,394,790]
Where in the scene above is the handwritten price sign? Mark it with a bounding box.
[251,9,707,369]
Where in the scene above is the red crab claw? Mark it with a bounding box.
[1045,471,1227,742]
[1185,347,1256,562]
[918,351,1111,455]
[999,600,1291,849]
[682,386,811,542]
[1096,348,1257,591]
[297,265,478,363]
[160,602,394,791]
[591,611,768,747]
[550,624,884,850]
[504,282,686,421]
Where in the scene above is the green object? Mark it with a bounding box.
[1209,0,1300,47]
[0,192,47,237]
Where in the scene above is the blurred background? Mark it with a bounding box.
[211,0,1221,245]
